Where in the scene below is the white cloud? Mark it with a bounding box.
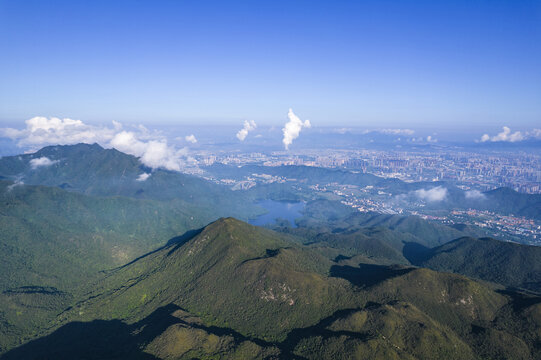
[529,129,541,139]
[236,120,257,141]
[362,128,415,136]
[185,134,197,144]
[136,172,151,182]
[0,117,118,147]
[7,180,24,192]
[29,156,58,169]
[426,135,437,143]
[282,109,311,150]
[414,186,448,202]
[332,128,351,134]
[480,126,524,143]
[1,117,194,172]
[110,131,188,171]
[465,189,486,200]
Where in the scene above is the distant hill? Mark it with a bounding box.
[482,187,541,220]
[0,143,260,218]
[3,218,541,359]
[283,199,486,264]
[413,236,541,293]
[0,180,214,291]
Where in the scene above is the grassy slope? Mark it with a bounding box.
[0,180,212,291]
[4,218,539,359]
[416,237,541,293]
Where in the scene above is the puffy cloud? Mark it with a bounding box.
[465,189,486,200]
[1,117,196,172]
[282,109,311,150]
[136,173,151,182]
[480,126,524,142]
[414,186,448,202]
[110,131,187,171]
[236,120,257,141]
[185,134,197,144]
[0,117,117,147]
[426,135,437,143]
[29,156,58,169]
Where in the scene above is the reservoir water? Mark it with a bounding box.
[249,200,305,228]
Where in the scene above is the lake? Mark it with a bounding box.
[249,200,305,228]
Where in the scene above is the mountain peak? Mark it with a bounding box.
[36,142,104,155]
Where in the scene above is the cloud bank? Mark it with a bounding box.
[236,120,257,141]
[362,128,415,136]
[1,116,195,172]
[414,186,447,202]
[480,126,524,143]
[29,156,58,169]
[282,109,311,150]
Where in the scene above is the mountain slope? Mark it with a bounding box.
[3,218,540,359]
[0,180,212,291]
[0,143,261,219]
[414,237,541,293]
[58,218,354,342]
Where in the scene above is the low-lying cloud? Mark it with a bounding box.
[479,126,541,143]
[1,116,196,172]
[465,189,486,200]
[282,109,311,150]
[414,186,448,202]
[362,128,415,136]
[480,126,524,143]
[236,120,257,141]
[136,172,151,182]
[29,156,58,169]
[185,134,197,144]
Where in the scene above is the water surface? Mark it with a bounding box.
[249,200,305,228]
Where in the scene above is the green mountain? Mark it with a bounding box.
[277,199,486,265]
[0,143,260,218]
[0,180,213,291]
[3,218,541,359]
[413,236,541,293]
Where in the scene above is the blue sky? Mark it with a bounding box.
[0,0,540,129]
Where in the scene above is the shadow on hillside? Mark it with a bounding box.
[1,304,183,360]
[166,227,204,247]
[496,289,541,311]
[110,228,204,271]
[166,227,204,255]
[330,263,414,288]
[402,241,431,265]
[278,304,382,359]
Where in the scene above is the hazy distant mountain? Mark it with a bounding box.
[413,236,541,293]
[0,143,260,217]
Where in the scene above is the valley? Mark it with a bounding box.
[0,144,540,359]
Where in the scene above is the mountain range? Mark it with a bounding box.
[0,144,540,359]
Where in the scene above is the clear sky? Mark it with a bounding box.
[0,0,539,128]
